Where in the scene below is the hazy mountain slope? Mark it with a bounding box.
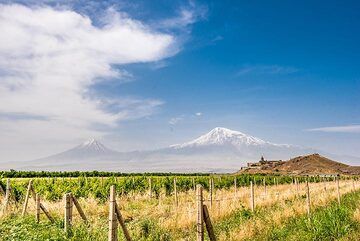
[164,127,315,160]
[4,127,360,172]
[37,138,120,160]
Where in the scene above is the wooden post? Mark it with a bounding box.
[2,179,10,214]
[209,178,213,209]
[306,179,311,217]
[196,184,204,241]
[31,185,54,223]
[174,178,178,207]
[64,193,72,233]
[203,205,216,241]
[69,193,73,223]
[274,177,276,186]
[250,181,255,212]
[115,203,132,241]
[132,177,135,198]
[0,184,5,196]
[323,178,327,191]
[71,194,87,222]
[336,176,341,205]
[109,185,118,241]
[22,180,33,216]
[30,186,53,222]
[148,178,152,198]
[192,177,196,192]
[35,193,40,223]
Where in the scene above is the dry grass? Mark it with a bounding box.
[0,179,358,240]
[353,207,360,222]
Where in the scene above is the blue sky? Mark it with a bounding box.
[0,0,359,161]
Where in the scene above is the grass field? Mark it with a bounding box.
[0,177,359,240]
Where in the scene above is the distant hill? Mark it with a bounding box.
[239,154,360,175]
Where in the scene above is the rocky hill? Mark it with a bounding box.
[239,153,360,175]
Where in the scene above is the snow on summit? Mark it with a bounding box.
[171,127,277,148]
[79,138,109,153]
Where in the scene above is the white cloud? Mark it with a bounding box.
[169,117,184,125]
[195,112,202,116]
[0,4,180,160]
[158,3,207,30]
[306,125,360,133]
[236,65,299,76]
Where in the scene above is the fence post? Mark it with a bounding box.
[192,177,196,192]
[174,178,178,207]
[69,193,73,223]
[2,179,11,214]
[0,184,5,196]
[209,178,213,209]
[306,179,311,217]
[336,175,341,205]
[30,186,53,222]
[148,178,152,198]
[115,202,132,241]
[64,193,72,233]
[22,180,33,216]
[132,177,135,198]
[35,193,40,223]
[71,194,87,222]
[250,181,255,212]
[109,185,118,241]
[203,205,216,241]
[196,184,204,241]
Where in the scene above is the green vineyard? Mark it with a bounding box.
[0,172,342,202]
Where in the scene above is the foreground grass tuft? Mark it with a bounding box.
[264,191,360,241]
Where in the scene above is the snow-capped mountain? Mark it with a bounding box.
[40,138,119,160]
[171,127,291,148]
[161,127,313,167]
[5,127,359,172]
[72,138,117,155]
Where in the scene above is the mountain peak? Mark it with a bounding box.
[208,127,247,136]
[78,138,110,153]
[171,127,269,149]
[81,138,101,147]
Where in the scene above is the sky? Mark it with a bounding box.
[0,0,359,162]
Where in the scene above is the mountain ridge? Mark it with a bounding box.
[2,127,360,172]
[170,127,293,149]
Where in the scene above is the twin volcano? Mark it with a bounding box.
[5,127,360,172]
